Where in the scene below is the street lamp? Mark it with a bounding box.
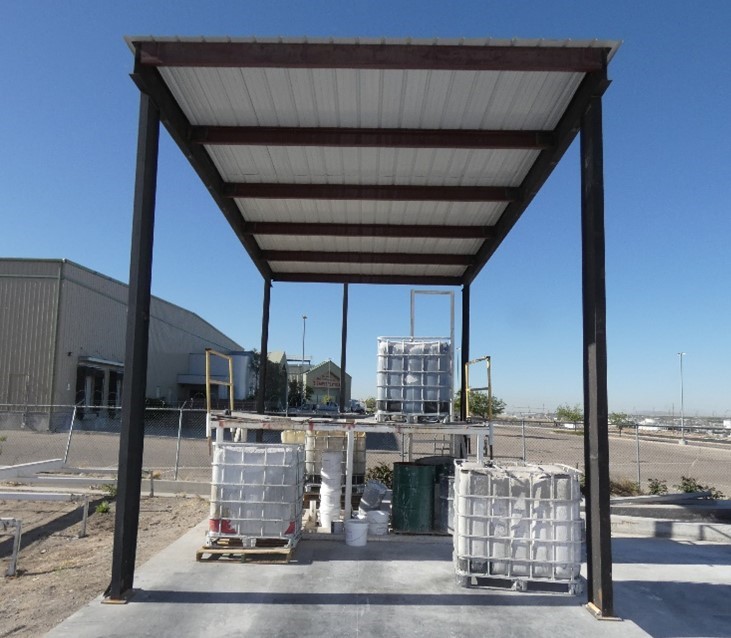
[302,315,307,369]
[299,315,307,409]
[678,352,686,445]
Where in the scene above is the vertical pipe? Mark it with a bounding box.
[228,355,235,413]
[63,404,77,465]
[79,495,89,538]
[486,356,493,460]
[108,91,159,601]
[344,429,355,519]
[635,424,641,489]
[256,278,271,423]
[410,289,416,337]
[7,520,22,577]
[581,89,614,618]
[460,284,470,422]
[339,284,349,413]
[521,420,527,462]
[174,407,184,481]
[205,350,211,413]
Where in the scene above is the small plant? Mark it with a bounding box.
[647,478,668,495]
[101,483,118,498]
[674,476,725,499]
[95,500,111,514]
[609,477,642,497]
[0,434,6,456]
[365,463,394,489]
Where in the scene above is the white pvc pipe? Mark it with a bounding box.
[344,430,355,520]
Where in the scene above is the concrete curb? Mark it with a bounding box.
[611,515,731,543]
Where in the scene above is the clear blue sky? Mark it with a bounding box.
[2,1,730,416]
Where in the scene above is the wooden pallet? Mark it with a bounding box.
[457,574,584,595]
[196,537,296,563]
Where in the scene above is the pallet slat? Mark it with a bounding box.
[196,545,294,563]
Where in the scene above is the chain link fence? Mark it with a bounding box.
[487,420,731,498]
[2,406,729,497]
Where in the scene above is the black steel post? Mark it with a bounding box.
[107,92,159,600]
[581,92,614,618]
[460,283,470,422]
[339,283,349,413]
[256,278,271,425]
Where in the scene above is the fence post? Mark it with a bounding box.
[521,420,526,461]
[173,408,184,481]
[635,424,641,489]
[63,404,78,465]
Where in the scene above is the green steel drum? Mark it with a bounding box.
[392,462,436,533]
[415,456,456,532]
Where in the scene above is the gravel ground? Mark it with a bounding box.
[0,494,209,638]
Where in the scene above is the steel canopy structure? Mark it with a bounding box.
[111,36,620,618]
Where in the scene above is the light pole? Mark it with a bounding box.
[678,352,686,445]
[302,315,307,369]
[301,315,307,407]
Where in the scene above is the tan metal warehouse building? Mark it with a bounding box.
[0,258,243,428]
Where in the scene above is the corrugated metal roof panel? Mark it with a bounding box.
[130,36,620,285]
[269,261,466,277]
[208,145,538,186]
[161,66,584,130]
[255,235,482,255]
[128,35,619,57]
[238,199,507,226]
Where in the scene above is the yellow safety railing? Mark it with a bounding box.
[464,355,492,420]
[464,354,493,459]
[205,348,234,414]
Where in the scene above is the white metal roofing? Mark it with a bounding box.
[126,36,620,285]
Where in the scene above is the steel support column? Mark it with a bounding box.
[339,284,349,413]
[107,92,159,600]
[256,278,271,422]
[580,93,614,618]
[460,284,470,422]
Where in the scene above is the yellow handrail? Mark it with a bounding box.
[464,355,491,420]
[204,348,234,414]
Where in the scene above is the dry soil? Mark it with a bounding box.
[0,493,209,638]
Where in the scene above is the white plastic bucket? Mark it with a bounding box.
[321,451,342,480]
[321,506,339,530]
[366,509,389,536]
[344,519,368,546]
[359,479,387,511]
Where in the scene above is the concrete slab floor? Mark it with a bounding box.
[46,524,731,638]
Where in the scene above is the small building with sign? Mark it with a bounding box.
[304,360,351,409]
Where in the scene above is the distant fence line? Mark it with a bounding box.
[1,405,729,497]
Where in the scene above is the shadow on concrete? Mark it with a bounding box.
[615,580,731,638]
[612,537,731,566]
[293,540,454,563]
[128,589,581,607]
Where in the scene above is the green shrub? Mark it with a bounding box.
[95,500,111,514]
[101,483,118,498]
[647,478,668,495]
[609,477,642,496]
[674,476,725,499]
[365,463,394,489]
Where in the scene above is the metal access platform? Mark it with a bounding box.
[206,410,493,521]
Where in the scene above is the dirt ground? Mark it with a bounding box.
[0,492,209,638]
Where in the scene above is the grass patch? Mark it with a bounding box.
[609,477,642,497]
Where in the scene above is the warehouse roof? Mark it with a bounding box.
[125,36,619,285]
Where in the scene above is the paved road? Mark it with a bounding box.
[3,424,730,497]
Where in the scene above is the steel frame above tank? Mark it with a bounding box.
[113,36,619,618]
